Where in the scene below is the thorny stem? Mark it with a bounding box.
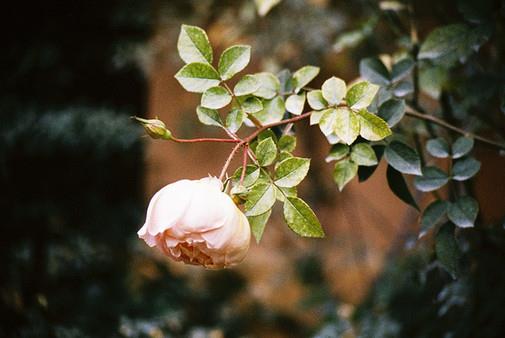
[405,105,505,150]
[219,142,244,181]
[239,145,249,185]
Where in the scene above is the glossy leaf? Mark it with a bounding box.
[319,109,337,136]
[426,137,450,158]
[334,107,360,145]
[242,97,263,114]
[333,159,358,191]
[351,143,378,166]
[232,165,260,187]
[386,165,419,210]
[378,99,405,127]
[255,137,277,166]
[285,92,306,115]
[384,141,422,175]
[175,62,221,93]
[245,182,276,216]
[234,75,260,96]
[225,108,245,132]
[292,65,319,93]
[358,109,392,141]
[283,197,325,238]
[248,210,271,243]
[201,86,232,109]
[346,81,380,110]
[452,157,481,181]
[251,96,285,124]
[391,58,415,83]
[177,24,213,64]
[307,90,328,110]
[420,199,449,238]
[278,135,296,152]
[436,223,461,278]
[452,136,474,159]
[358,145,385,182]
[253,72,280,99]
[414,166,449,192]
[218,45,251,80]
[274,157,310,188]
[196,106,222,126]
[359,57,390,86]
[322,77,346,105]
[448,196,478,228]
[325,144,350,162]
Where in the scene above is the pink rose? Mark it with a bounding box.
[138,177,251,269]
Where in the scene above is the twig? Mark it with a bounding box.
[219,142,244,181]
[405,105,505,150]
[171,136,241,144]
[239,145,249,185]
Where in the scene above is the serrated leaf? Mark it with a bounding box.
[274,157,310,188]
[325,144,349,162]
[319,108,337,136]
[426,137,450,158]
[248,96,284,125]
[234,75,260,96]
[293,65,319,93]
[245,182,276,216]
[201,86,232,109]
[452,137,474,159]
[322,77,346,105]
[177,24,213,64]
[242,96,263,114]
[452,157,481,181]
[253,72,280,99]
[278,135,296,152]
[386,165,419,210]
[334,107,360,145]
[414,166,449,192]
[378,99,405,127]
[448,196,478,228]
[283,197,325,238]
[310,110,325,125]
[286,92,306,115]
[359,57,390,86]
[419,24,491,67]
[175,62,221,93]
[391,58,415,83]
[351,143,378,166]
[218,45,251,80]
[225,108,245,132]
[384,141,422,175]
[358,109,392,141]
[248,210,271,243]
[346,81,379,110]
[196,106,222,126]
[420,199,448,238]
[436,223,461,278]
[256,137,277,166]
[307,90,328,110]
[333,159,358,191]
[232,165,261,187]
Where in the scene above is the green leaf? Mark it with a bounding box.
[175,62,221,93]
[177,24,213,64]
[234,75,260,96]
[359,57,390,86]
[196,106,222,126]
[278,135,296,152]
[218,45,251,80]
[242,96,263,114]
[251,96,285,124]
[274,157,310,188]
[275,185,297,202]
[358,109,392,141]
[452,137,474,159]
[391,58,414,83]
[420,199,448,238]
[325,144,350,162]
[419,24,491,67]
[253,72,280,99]
[232,165,261,187]
[346,81,379,110]
[319,109,337,136]
[426,137,450,158]
[293,65,320,93]
[283,197,325,238]
[393,81,414,98]
[225,108,245,132]
[322,77,346,106]
[248,210,271,243]
[378,99,405,127]
[351,143,378,166]
[452,157,481,181]
[414,166,449,192]
[201,86,232,109]
[448,196,478,228]
[436,223,461,278]
[358,145,385,182]
[245,182,276,216]
[334,107,360,145]
[310,110,325,125]
[333,159,358,191]
[285,92,306,115]
[255,0,281,16]
[307,90,328,110]
[386,165,419,210]
[255,137,277,166]
[384,141,422,175]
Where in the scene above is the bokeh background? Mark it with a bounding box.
[2,1,505,337]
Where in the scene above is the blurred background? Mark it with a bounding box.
[1,1,505,337]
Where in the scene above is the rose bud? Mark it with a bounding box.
[132,116,172,140]
[138,177,251,269]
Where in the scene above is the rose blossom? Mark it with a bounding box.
[138,177,251,269]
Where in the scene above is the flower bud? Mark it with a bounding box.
[138,177,251,269]
[133,116,173,140]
